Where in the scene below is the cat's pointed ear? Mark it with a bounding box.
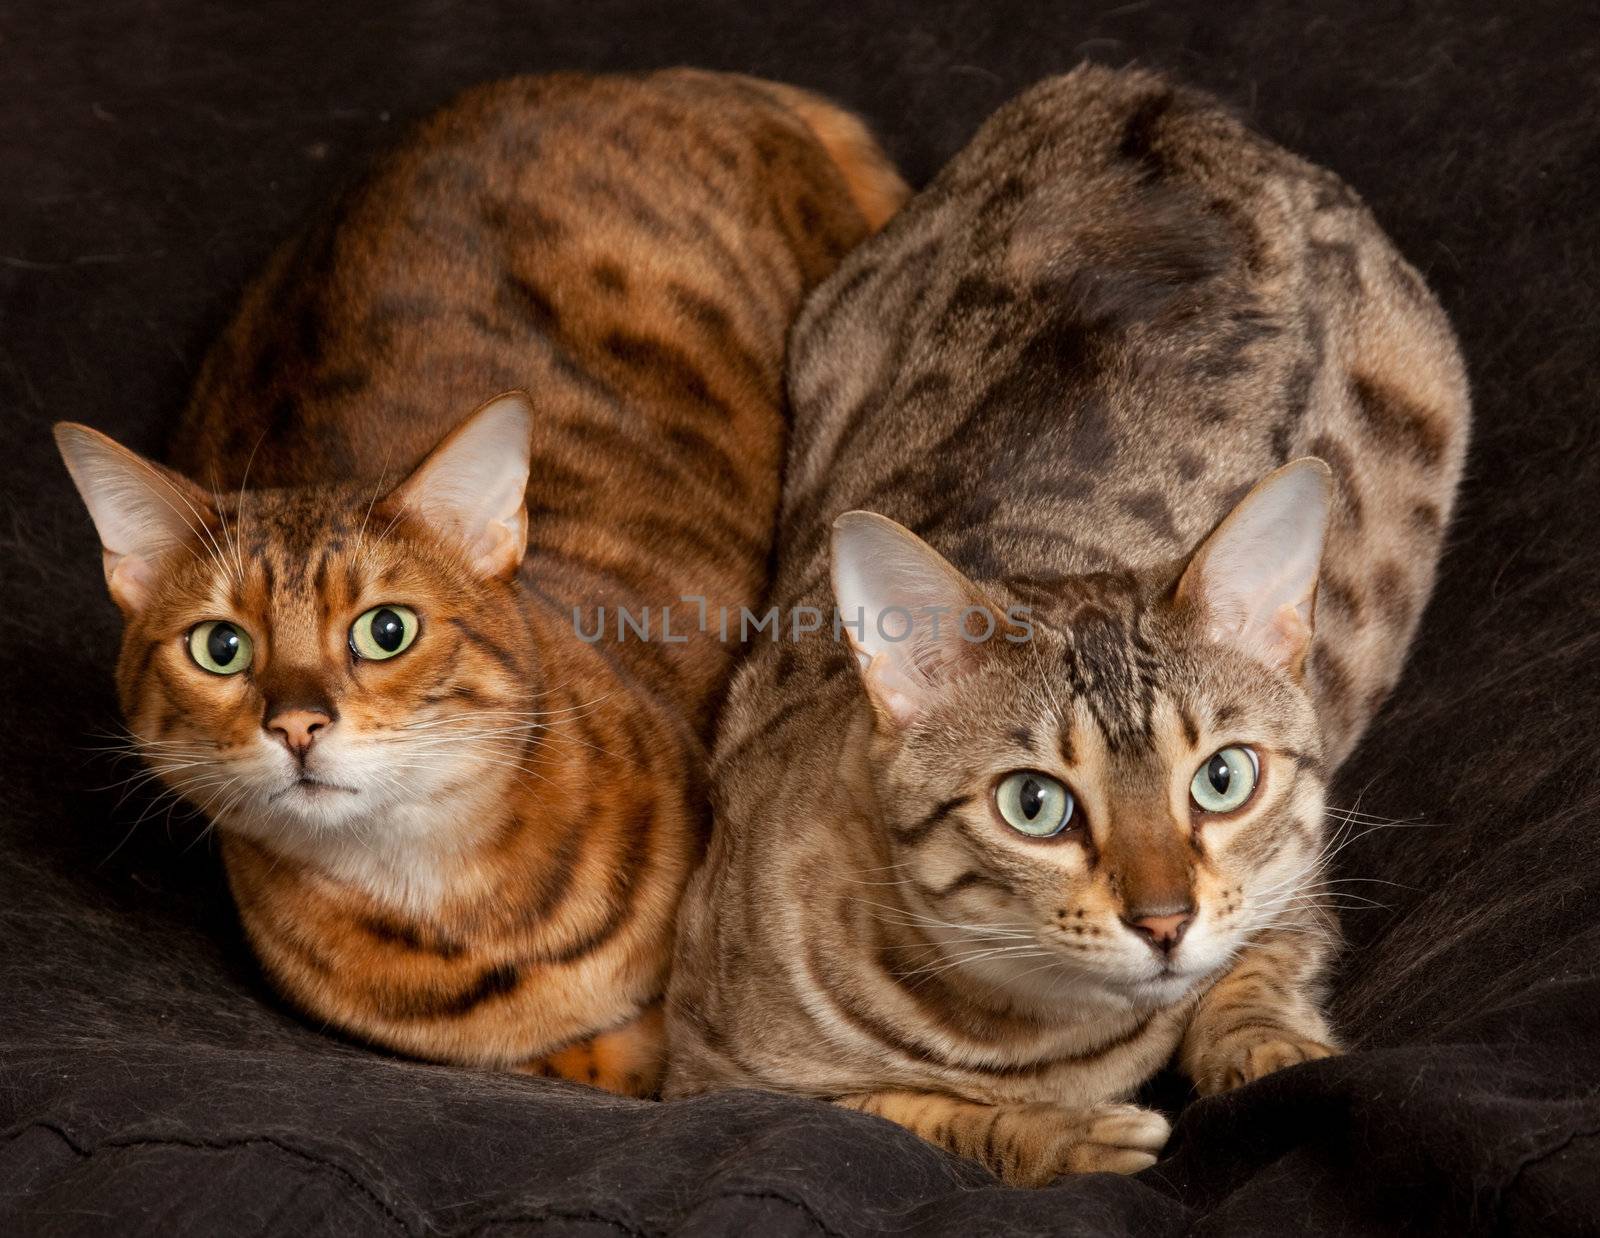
[53,422,215,614]
[832,511,1005,726]
[390,392,533,578]
[1175,457,1332,675]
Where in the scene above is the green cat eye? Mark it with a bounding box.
[350,605,419,661]
[187,620,254,675]
[995,771,1076,838]
[1190,746,1259,814]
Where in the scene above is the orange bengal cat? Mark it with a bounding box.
[53,70,905,1094]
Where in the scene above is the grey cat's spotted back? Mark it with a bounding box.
[781,66,1467,765]
[666,65,1468,1185]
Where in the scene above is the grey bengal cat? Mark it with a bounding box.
[665,65,1469,1185]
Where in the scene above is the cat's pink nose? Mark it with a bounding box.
[266,709,331,757]
[1123,908,1194,955]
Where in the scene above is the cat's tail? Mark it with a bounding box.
[749,80,910,233]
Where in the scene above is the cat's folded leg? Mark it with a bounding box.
[514,1002,666,1097]
[836,1090,1170,1187]
[1179,945,1339,1096]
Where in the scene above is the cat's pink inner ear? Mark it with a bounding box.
[389,392,534,578]
[1176,457,1332,674]
[53,422,214,614]
[857,650,925,727]
[831,510,994,726]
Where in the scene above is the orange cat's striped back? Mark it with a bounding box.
[55,70,906,1092]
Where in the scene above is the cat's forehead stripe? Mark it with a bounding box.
[1059,611,1161,753]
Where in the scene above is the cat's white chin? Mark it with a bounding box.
[262,776,366,827]
[1120,933,1239,1005]
[220,729,480,836]
[964,942,1210,1013]
[1124,969,1210,1008]
[194,737,517,913]
[269,775,359,802]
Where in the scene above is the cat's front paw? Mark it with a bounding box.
[1058,1102,1172,1177]
[1198,1032,1337,1095]
[1000,1100,1171,1185]
[838,1091,1170,1187]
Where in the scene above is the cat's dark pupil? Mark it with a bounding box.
[1019,778,1044,820]
[370,609,405,652]
[1207,754,1232,795]
[207,624,239,667]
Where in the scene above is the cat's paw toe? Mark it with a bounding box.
[1062,1103,1170,1176]
[1213,1034,1337,1093]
